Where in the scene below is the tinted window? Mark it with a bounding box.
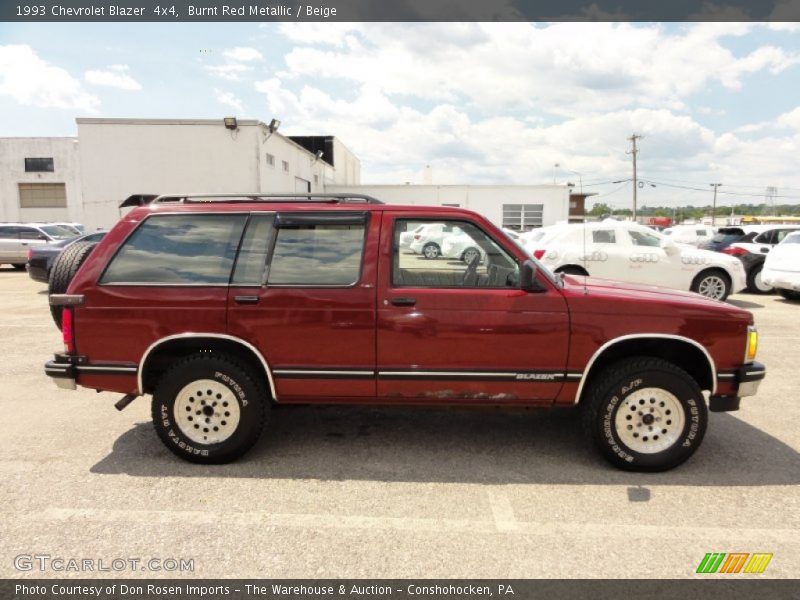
[592,230,616,244]
[24,157,54,172]
[629,230,661,247]
[101,214,247,284]
[393,219,519,289]
[0,226,16,238]
[18,228,45,240]
[232,215,276,285]
[268,220,365,286]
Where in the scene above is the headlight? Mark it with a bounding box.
[746,326,758,362]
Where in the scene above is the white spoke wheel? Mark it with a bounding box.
[174,379,241,445]
[582,357,708,472]
[692,270,731,301]
[422,243,440,259]
[614,388,685,454]
[151,354,268,464]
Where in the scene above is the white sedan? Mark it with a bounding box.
[441,230,487,264]
[409,223,463,259]
[762,231,800,301]
[526,221,746,301]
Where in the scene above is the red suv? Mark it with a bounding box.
[45,194,765,471]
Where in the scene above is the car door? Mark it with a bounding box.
[624,227,685,287]
[575,226,629,280]
[0,226,22,262]
[17,227,50,262]
[226,211,378,399]
[377,213,570,403]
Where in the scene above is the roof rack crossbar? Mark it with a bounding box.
[150,193,384,205]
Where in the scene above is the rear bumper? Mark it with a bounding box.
[44,353,82,390]
[762,268,800,291]
[710,361,766,412]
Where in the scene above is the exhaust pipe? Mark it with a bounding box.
[115,393,138,411]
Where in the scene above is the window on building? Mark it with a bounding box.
[266,153,275,167]
[18,183,67,208]
[313,174,319,186]
[502,204,544,231]
[100,214,247,285]
[282,160,290,172]
[24,157,54,172]
[268,215,366,286]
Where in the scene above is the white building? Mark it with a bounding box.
[0,137,82,224]
[1,118,572,231]
[328,184,570,230]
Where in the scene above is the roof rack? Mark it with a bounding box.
[148,193,384,205]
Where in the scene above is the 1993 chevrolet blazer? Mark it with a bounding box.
[45,193,765,470]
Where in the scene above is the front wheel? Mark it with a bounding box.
[581,357,708,472]
[692,269,732,301]
[152,354,269,464]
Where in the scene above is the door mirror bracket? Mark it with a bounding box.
[520,260,546,292]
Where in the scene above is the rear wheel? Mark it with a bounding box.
[746,263,773,294]
[11,263,25,270]
[152,354,269,464]
[422,242,440,259]
[581,357,708,472]
[48,241,97,329]
[691,269,731,301]
[778,288,800,301]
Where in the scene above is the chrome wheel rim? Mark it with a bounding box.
[423,244,439,259]
[754,269,772,293]
[698,275,726,299]
[174,379,240,445]
[614,387,686,454]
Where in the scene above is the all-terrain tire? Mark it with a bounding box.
[581,357,708,472]
[48,241,97,329]
[151,353,269,464]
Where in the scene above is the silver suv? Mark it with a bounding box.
[0,223,77,269]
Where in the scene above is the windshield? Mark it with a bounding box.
[39,225,78,240]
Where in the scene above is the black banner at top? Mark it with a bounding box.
[2,0,800,22]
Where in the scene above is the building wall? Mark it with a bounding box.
[0,137,82,224]
[327,184,570,229]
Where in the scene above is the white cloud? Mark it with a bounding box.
[206,63,252,81]
[222,47,263,62]
[214,88,243,113]
[84,64,141,90]
[0,44,99,112]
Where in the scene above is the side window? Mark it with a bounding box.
[231,214,276,285]
[628,230,661,247]
[393,219,519,289]
[592,229,616,244]
[775,230,794,244]
[267,214,366,286]
[753,231,772,244]
[18,228,42,240]
[100,214,247,284]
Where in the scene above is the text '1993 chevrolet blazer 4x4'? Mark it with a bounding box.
[45,194,766,471]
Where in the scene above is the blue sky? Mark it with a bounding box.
[1,22,799,208]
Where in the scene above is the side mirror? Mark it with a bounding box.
[520,259,543,292]
[38,234,48,241]
[661,239,679,255]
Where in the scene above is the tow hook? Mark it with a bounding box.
[115,394,138,411]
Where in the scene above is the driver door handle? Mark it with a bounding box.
[391,297,417,306]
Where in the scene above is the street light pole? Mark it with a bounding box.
[710,183,722,226]
[627,134,641,221]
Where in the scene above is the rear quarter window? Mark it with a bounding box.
[100,214,247,285]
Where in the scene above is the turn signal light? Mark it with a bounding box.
[746,327,758,362]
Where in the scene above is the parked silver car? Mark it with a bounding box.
[0,223,77,269]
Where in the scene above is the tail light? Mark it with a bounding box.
[27,248,32,260]
[62,307,75,354]
[722,246,748,257]
[533,249,546,260]
[414,234,421,240]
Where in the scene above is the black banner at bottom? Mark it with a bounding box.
[3,579,799,600]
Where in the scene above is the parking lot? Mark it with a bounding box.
[0,266,797,579]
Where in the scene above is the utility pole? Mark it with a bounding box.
[710,183,722,226]
[627,134,641,221]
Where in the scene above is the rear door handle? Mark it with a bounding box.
[391,297,417,306]
[234,295,260,305]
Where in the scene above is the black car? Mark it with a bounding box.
[26,231,106,283]
[702,227,759,252]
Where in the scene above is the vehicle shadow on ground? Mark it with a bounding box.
[91,405,800,486]
[728,298,765,309]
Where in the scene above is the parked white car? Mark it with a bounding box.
[409,223,463,259]
[399,223,426,249]
[727,225,800,256]
[662,224,717,247]
[441,229,487,264]
[761,231,800,301]
[526,221,746,301]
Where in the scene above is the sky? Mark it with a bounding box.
[1,21,800,209]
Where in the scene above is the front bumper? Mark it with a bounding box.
[762,268,800,291]
[710,361,766,412]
